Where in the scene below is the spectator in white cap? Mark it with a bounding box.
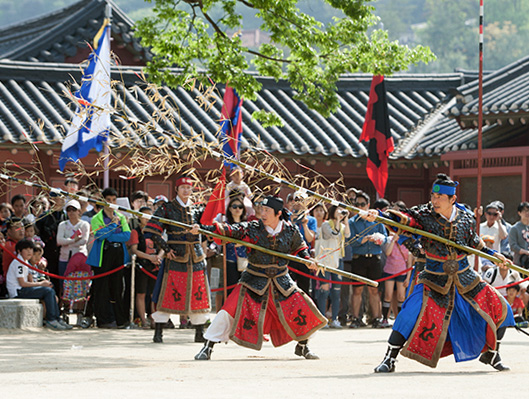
[56,199,91,282]
[480,202,508,252]
[491,200,512,255]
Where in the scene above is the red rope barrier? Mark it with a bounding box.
[138,256,527,293]
[138,265,158,280]
[211,284,237,292]
[495,275,529,290]
[287,265,413,286]
[137,264,237,292]
[0,243,126,281]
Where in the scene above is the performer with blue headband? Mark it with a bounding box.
[363,173,515,372]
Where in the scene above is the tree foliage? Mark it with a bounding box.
[411,0,529,73]
[134,0,434,122]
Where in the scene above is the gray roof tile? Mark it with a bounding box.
[0,0,151,65]
[0,59,508,160]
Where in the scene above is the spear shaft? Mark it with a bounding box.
[63,105,525,275]
[0,174,378,286]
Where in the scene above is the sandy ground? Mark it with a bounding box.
[1,319,528,399]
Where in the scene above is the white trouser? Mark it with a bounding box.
[151,311,209,325]
[203,310,234,343]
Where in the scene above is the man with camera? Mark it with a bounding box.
[480,202,508,252]
[288,192,318,295]
[347,191,388,328]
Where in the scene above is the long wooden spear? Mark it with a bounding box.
[63,103,527,276]
[162,133,529,276]
[0,174,378,286]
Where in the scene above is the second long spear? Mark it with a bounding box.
[67,103,524,275]
[0,174,378,287]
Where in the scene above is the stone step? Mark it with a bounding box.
[0,298,43,328]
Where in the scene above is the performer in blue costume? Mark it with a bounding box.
[366,174,514,372]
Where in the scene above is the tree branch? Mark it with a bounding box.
[246,49,291,63]
[236,0,255,8]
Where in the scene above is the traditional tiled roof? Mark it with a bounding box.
[448,56,529,121]
[410,55,529,154]
[1,0,526,163]
[0,59,475,160]
[0,0,150,64]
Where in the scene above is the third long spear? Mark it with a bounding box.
[109,111,528,277]
[0,173,378,286]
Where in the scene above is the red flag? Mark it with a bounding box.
[219,86,243,169]
[360,75,394,198]
[200,168,226,225]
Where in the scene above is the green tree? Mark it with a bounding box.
[373,0,426,43]
[413,0,529,73]
[134,0,434,124]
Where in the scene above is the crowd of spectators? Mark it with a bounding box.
[0,173,528,332]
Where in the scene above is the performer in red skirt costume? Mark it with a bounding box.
[144,176,211,343]
[194,196,327,360]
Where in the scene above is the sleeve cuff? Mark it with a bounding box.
[482,247,497,256]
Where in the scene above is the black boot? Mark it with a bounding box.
[194,324,206,343]
[479,342,510,371]
[153,323,163,343]
[374,343,401,373]
[194,340,216,360]
[294,340,319,359]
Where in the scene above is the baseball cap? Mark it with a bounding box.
[64,200,81,210]
[485,202,500,212]
[491,200,504,211]
[153,195,168,204]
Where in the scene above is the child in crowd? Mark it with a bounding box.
[225,167,254,217]
[0,202,12,233]
[23,220,45,248]
[6,239,71,330]
[505,284,528,327]
[29,245,49,283]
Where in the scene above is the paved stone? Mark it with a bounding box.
[0,321,527,398]
[0,299,43,328]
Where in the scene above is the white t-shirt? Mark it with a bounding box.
[482,267,523,296]
[6,254,29,298]
[480,222,501,251]
[56,219,90,262]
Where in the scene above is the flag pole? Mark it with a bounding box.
[103,3,112,189]
[474,0,484,271]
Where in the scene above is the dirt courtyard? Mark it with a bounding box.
[1,321,528,399]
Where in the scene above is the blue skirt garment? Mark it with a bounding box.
[393,283,515,363]
[151,260,165,304]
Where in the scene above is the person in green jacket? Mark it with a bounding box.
[87,187,131,328]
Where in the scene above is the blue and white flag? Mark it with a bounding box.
[59,19,111,171]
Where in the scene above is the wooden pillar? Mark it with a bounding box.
[522,157,529,202]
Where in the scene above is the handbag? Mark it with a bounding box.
[237,256,248,272]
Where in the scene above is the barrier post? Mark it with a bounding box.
[130,254,136,326]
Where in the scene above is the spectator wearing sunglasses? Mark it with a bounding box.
[347,191,388,328]
[491,200,512,256]
[214,198,248,299]
[480,202,508,252]
[56,200,90,283]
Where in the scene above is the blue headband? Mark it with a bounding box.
[432,182,458,196]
